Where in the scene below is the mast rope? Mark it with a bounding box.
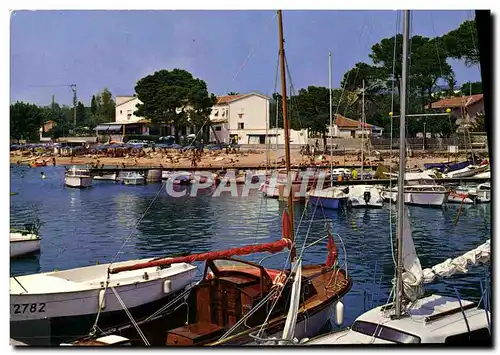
[110,286,150,346]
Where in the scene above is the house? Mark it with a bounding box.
[95,95,151,141]
[329,114,383,138]
[426,94,484,130]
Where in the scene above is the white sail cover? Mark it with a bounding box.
[422,239,491,284]
[280,259,302,345]
[401,209,424,301]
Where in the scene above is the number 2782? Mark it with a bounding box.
[13,303,46,314]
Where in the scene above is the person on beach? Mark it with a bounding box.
[52,157,56,166]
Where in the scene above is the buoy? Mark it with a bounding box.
[335,300,344,326]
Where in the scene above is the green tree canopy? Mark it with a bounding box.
[134,69,215,142]
[442,20,480,67]
[10,102,46,142]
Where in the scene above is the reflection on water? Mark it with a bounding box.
[10,165,491,325]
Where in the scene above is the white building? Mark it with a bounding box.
[109,92,308,145]
[326,114,383,138]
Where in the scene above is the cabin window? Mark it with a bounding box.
[351,320,421,344]
[215,126,222,131]
[238,122,245,130]
[444,328,491,345]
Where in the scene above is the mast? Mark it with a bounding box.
[395,10,410,318]
[278,10,296,262]
[361,79,365,179]
[329,52,333,186]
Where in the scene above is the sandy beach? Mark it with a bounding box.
[10,149,467,170]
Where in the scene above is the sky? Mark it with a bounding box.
[10,10,481,107]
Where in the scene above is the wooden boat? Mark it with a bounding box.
[65,166,93,188]
[10,259,198,346]
[60,11,352,346]
[10,224,41,258]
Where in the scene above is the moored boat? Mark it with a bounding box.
[122,171,145,185]
[65,166,93,188]
[10,224,41,258]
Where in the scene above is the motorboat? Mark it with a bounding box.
[448,185,478,204]
[65,166,93,188]
[476,182,490,203]
[307,186,349,210]
[122,172,145,185]
[347,185,383,208]
[10,224,41,258]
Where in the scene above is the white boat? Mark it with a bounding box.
[10,225,41,258]
[93,172,117,181]
[476,182,491,203]
[347,185,383,208]
[381,184,448,207]
[122,172,145,185]
[444,164,489,178]
[473,170,490,179]
[305,294,490,344]
[65,166,93,188]
[448,185,478,204]
[300,11,491,345]
[10,259,198,345]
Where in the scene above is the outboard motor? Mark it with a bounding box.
[342,187,349,195]
[363,190,371,204]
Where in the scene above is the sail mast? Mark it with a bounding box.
[329,51,333,186]
[395,9,410,318]
[361,79,365,179]
[277,10,296,262]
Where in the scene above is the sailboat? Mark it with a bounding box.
[306,52,351,210]
[301,11,491,345]
[59,10,352,347]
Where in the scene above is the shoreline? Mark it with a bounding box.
[10,151,469,170]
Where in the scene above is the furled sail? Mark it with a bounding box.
[422,239,491,284]
[401,208,424,301]
[280,259,302,345]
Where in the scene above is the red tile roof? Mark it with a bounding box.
[427,94,483,109]
[216,94,246,105]
[335,114,373,128]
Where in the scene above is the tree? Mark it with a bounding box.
[90,95,97,115]
[10,102,46,142]
[76,102,87,127]
[460,81,482,95]
[227,92,239,96]
[442,20,480,67]
[134,69,215,143]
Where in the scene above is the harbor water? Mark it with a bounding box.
[10,165,491,328]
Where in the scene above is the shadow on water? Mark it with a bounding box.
[10,164,491,322]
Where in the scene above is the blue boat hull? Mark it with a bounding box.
[308,196,348,210]
[423,160,470,172]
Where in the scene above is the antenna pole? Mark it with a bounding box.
[329,51,333,186]
[71,84,77,131]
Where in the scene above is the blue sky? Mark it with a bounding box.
[10,10,481,106]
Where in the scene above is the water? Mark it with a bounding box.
[10,165,491,326]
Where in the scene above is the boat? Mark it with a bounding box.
[347,185,383,208]
[423,160,470,173]
[299,11,491,345]
[29,160,47,168]
[10,259,198,345]
[306,186,350,210]
[93,172,118,181]
[65,166,93,188]
[447,185,478,204]
[122,172,145,185]
[60,11,352,346]
[444,164,489,179]
[476,182,490,203]
[10,224,41,258]
[381,172,449,207]
[473,170,490,179]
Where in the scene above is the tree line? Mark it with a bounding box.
[11,19,483,144]
[270,19,484,145]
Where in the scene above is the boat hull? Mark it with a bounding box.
[308,196,348,210]
[123,178,145,185]
[10,239,41,258]
[93,173,117,181]
[10,290,186,346]
[65,176,93,188]
[404,191,448,207]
